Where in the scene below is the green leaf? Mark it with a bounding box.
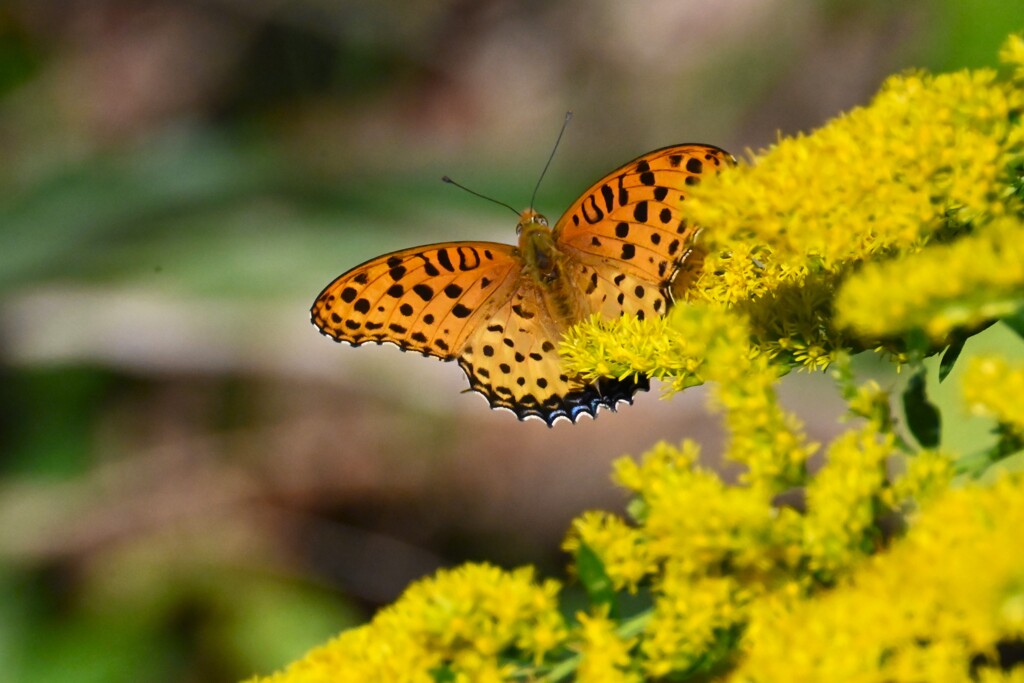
[1002,307,1024,341]
[902,369,941,448]
[985,447,1024,477]
[430,664,456,683]
[938,337,967,382]
[961,432,1024,483]
[938,319,998,382]
[575,543,617,615]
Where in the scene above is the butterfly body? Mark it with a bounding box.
[516,209,586,328]
[312,143,735,425]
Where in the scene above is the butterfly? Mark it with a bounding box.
[311,143,734,425]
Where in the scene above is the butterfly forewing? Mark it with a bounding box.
[554,144,735,287]
[312,242,520,358]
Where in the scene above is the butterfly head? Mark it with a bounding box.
[516,208,550,236]
[517,208,561,284]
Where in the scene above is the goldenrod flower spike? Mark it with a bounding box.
[248,563,566,683]
[734,478,1024,683]
[835,216,1024,342]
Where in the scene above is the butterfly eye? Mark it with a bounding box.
[515,222,524,235]
[537,216,549,227]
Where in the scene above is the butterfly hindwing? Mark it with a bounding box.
[554,144,735,287]
[457,281,648,424]
[572,261,670,320]
[311,242,519,358]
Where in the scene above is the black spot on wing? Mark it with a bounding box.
[416,254,441,277]
[456,246,481,271]
[600,184,615,212]
[437,249,455,272]
[633,202,648,222]
[582,194,604,224]
[617,174,629,205]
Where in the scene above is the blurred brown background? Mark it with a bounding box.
[0,1,1015,680]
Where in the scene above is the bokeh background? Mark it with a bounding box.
[0,1,1017,681]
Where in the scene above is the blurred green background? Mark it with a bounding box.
[0,1,1017,681]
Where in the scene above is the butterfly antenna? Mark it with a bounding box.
[530,110,573,209]
[441,176,520,217]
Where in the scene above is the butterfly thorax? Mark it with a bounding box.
[517,208,582,327]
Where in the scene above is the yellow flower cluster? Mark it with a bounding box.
[835,216,1024,341]
[612,441,794,577]
[573,610,640,683]
[562,304,815,489]
[564,511,652,593]
[566,367,971,677]
[564,36,1022,412]
[800,424,894,575]
[730,476,1024,683]
[558,306,737,392]
[886,448,957,505]
[569,441,788,677]
[688,61,1022,295]
[246,564,566,683]
[658,34,1023,367]
[963,354,1024,436]
[695,321,815,487]
[641,571,746,678]
[1002,32,1024,86]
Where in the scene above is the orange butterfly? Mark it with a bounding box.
[311,144,734,425]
